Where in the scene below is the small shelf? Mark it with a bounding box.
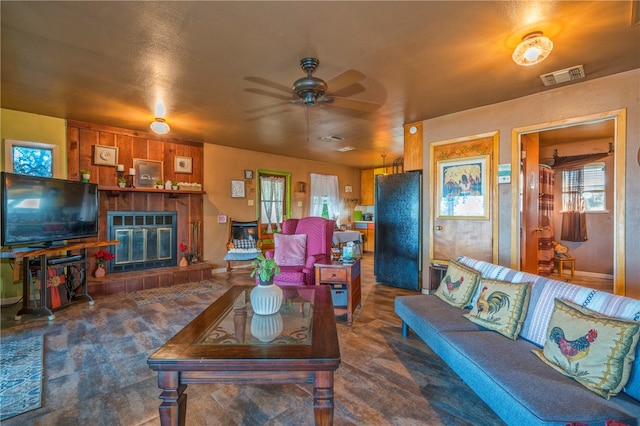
[98,186,205,198]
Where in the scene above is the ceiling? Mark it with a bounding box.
[1,1,638,169]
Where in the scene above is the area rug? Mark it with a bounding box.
[126,280,227,306]
[0,335,44,420]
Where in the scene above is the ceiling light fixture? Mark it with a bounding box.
[512,31,553,66]
[150,99,170,134]
[150,117,170,134]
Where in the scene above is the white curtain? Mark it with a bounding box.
[260,176,285,233]
[310,173,339,222]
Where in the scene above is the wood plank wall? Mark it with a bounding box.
[67,120,204,270]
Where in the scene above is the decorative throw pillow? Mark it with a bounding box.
[434,260,481,309]
[233,239,255,249]
[463,279,531,339]
[532,298,640,399]
[274,233,307,266]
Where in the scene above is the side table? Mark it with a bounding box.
[314,259,361,325]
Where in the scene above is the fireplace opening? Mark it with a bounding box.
[107,211,177,273]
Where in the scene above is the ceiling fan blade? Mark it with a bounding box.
[244,76,292,94]
[244,101,291,114]
[326,69,365,93]
[326,96,381,113]
[244,88,294,102]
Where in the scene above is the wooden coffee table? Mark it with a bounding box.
[147,285,340,426]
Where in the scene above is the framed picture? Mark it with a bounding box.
[94,145,118,166]
[244,169,254,179]
[175,156,192,174]
[133,158,163,188]
[230,180,245,198]
[437,155,489,219]
[344,185,353,193]
[218,214,228,224]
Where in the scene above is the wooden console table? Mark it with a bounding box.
[314,259,361,325]
[12,240,118,321]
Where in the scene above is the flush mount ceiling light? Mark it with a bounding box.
[150,118,170,134]
[512,31,553,66]
[150,99,170,134]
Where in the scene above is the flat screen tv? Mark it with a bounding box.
[1,172,99,247]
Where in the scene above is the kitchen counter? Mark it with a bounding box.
[353,221,375,252]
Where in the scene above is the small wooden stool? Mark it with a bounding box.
[553,257,575,278]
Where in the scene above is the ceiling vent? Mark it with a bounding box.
[320,135,344,142]
[540,65,585,86]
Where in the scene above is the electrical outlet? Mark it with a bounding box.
[297,201,303,207]
[248,199,254,206]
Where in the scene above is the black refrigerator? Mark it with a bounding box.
[374,171,422,291]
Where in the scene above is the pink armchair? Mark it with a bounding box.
[266,217,335,286]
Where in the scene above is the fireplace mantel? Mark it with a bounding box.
[98,186,205,198]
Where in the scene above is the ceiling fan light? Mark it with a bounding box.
[512,32,553,66]
[150,118,170,134]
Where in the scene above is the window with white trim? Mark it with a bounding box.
[4,139,57,177]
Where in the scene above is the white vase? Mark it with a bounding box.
[250,312,283,342]
[250,283,283,315]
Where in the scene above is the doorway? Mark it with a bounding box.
[512,109,627,295]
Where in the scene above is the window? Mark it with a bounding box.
[257,170,291,233]
[4,139,57,177]
[562,162,605,212]
[310,174,340,220]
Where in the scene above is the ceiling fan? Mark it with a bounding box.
[244,57,380,114]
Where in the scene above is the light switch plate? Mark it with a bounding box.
[248,199,254,206]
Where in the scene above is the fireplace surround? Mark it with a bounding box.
[107,211,177,273]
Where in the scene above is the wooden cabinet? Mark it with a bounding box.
[314,259,361,325]
[354,222,375,252]
[360,167,391,206]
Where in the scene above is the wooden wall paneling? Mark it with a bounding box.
[98,132,117,185]
[67,127,80,179]
[116,134,134,174]
[79,129,99,179]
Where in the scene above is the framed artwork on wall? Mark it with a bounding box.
[94,145,118,166]
[133,158,163,188]
[436,155,489,219]
[231,180,245,198]
[244,169,254,179]
[175,156,192,174]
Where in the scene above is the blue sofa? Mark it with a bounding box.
[395,256,640,425]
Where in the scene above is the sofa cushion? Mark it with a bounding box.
[442,330,640,425]
[464,279,531,340]
[533,299,640,399]
[434,260,481,308]
[274,233,307,266]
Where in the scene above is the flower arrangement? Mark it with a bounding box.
[95,250,115,268]
[179,242,188,258]
[250,253,280,285]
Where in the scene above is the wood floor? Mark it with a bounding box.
[1,254,506,425]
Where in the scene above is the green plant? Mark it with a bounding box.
[156,180,163,186]
[250,253,280,284]
[118,177,127,183]
[80,168,90,175]
[172,180,178,186]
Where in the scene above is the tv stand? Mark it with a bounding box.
[14,240,118,321]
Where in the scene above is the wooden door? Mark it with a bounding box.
[431,135,497,263]
[520,133,540,274]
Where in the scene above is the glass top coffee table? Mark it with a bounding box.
[147,284,340,426]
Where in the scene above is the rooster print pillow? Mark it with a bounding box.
[463,279,531,339]
[434,260,481,309]
[532,298,640,399]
